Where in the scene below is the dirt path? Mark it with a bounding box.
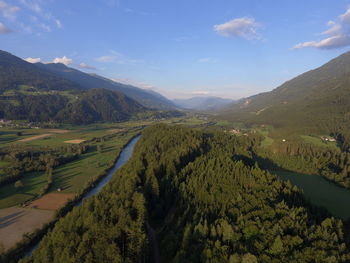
[146,222,161,263]
[46,129,70,134]
[18,134,53,142]
[64,139,86,144]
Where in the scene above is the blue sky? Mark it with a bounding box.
[1,0,350,99]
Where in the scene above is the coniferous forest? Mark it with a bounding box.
[21,124,350,263]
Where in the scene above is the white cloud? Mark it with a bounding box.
[294,6,350,49]
[52,56,73,65]
[55,19,62,29]
[79,63,96,70]
[198,58,211,63]
[0,1,20,21]
[96,55,118,63]
[19,0,42,14]
[18,0,62,33]
[198,57,217,63]
[214,17,261,40]
[96,51,143,64]
[19,22,32,33]
[39,23,51,32]
[112,78,155,89]
[0,22,11,33]
[25,57,41,63]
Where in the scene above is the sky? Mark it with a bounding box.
[1,0,350,99]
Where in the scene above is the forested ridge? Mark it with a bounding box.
[19,124,350,263]
[0,88,147,124]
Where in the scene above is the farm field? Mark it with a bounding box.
[0,171,48,209]
[0,128,141,209]
[29,193,75,210]
[0,207,54,251]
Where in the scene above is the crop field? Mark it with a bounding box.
[29,193,75,210]
[0,207,54,251]
[0,171,48,209]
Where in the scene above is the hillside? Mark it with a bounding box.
[219,51,350,135]
[0,51,81,92]
[0,50,182,124]
[0,87,146,124]
[173,96,234,110]
[35,62,176,110]
[56,88,146,124]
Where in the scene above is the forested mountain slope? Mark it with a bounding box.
[0,50,181,123]
[35,62,176,110]
[0,51,81,92]
[219,51,350,134]
[22,125,350,263]
[0,88,146,124]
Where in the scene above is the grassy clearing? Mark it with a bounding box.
[215,120,231,126]
[255,128,274,148]
[274,170,350,219]
[0,171,48,209]
[301,135,339,151]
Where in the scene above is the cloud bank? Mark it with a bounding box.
[79,63,96,70]
[294,7,350,49]
[0,1,20,21]
[25,57,41,63]
[52,56,72,65]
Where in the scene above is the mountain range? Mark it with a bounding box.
[219,50,350,135]
[0,50,179,124]
[34,62,175,110]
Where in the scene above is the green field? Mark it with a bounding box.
[274,170,350,219]
[51,130,139,194]
[0,129,139,209]
[301,135,339,150]
[254,127,274,148]
[0,171,47,209]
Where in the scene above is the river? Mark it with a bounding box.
[24,135,140,258]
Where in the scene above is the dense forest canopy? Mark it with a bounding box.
[20,124,350,263]
[0,88,146,124]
